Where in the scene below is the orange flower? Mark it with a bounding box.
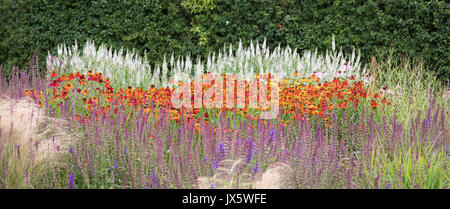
[79,78,87,85]
[64,82,74,91]
[81,89,88,96]
[370,100,379,109]
[24,89,32,96]
[60,90,69,99]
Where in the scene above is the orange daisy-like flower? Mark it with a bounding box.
[64,82,74,91]
[81,89,88,96]
[60,90,69,99]
[79,78,87,85]
[370,100,379,109]
[24,89,33,96]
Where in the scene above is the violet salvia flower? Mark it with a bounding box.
[385,183,391,189]
[212,158,219,170]
[269,128,276,144]
[252,162,260,180]
[374,175,380,189]
[219,143,225,160]
[68,171,75,189]
[111,161,119,170]
[109,161,120,183]
[246,137,255,163]
[150,170,160,188]
[17,144,21,160]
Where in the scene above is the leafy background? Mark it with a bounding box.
[0,0,448,80]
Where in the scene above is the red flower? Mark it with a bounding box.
[49,81,60,88]
[370,100,379,109]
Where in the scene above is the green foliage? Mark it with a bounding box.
[182,0,216,14]
[365,141,450,189]
[1,0,449,80]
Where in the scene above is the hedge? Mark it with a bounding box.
[0,0,448,80]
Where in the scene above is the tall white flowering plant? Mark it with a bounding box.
[47,35,370,89]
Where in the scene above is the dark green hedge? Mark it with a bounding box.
[1,0,449,80]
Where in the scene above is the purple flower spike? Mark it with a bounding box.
[269,128,276,144]
[219,143,225,160]
[246,138,255,163]
[252,162,260,180]
[373,175,380,189]
[385,183,391,189]
[150,170,160,188]
[68,171,75,189]
[212,158,219,170]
